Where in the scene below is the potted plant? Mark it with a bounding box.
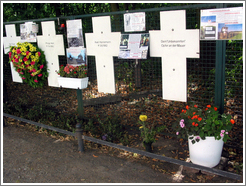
[175,104,235,167]
[56,64,88,89]
[8,42,49,88]
[139,115,166,152]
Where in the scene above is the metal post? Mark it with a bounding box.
[135,59,142,88]
[76,123,84,152]
[76,89,84,120]
[214,3,226,114]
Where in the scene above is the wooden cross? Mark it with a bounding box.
[85,16,121,94]
[149,10,200,102]
[3,24,22,83]
[37,21,65,87]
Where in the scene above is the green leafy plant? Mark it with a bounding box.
[8,42,49,88]
[139,115,166,144]
[175,104,235,144]
[57,64,87,78]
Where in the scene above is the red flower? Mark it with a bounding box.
[192,122,195,126]
[34,79,38,83]
[38,74,43,77]
[186,105,189,110]
[9,52,12,58]
[195,123,199,127]
[194,105,198,108]
[31,61,35,65]
[182,109,186,114]
[23,57,28,62]
[74,71,77,74]
[32,69,36,72]
[198,117,202,121]
[26,51,30,55]
[214,107,218,111]
[15,58,19,62]
[230,119,235,124]
[40,65,44,69]
[193,112,196,115]
[207,105,211,108]
[16,49,21,54]
[37,52,41,57]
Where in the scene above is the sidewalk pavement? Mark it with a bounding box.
[3,123,175,183]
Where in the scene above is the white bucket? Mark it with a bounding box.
[188,136,224,168]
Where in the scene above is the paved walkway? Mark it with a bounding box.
[3,124,174,183]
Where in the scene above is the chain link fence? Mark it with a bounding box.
[3,3,243,149]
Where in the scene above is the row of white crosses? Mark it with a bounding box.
[3,10,200,102]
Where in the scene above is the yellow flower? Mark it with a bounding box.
[139,126,144,129]
[139,115,147,122]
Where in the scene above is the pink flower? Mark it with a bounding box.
[220,133,224,137]
[221,130,225,134]
[22,77,25,79]
[40,65,44,69]
[34,80,38,83]
[196,136,200,140]
[179,120,185,128]
[37,52,41,57]
[32,69,36,72]
[226,132,228,134]
[9,52,12,58]
[31,61,35,65]
[176,132,179,135]
[15,58,19,62]
[38,74,42,77]
[26,51,30,55]
[16,49,21,54]
[19,72,24,74]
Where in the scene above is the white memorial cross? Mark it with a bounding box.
[149,10,200,102]
[85,16,121,94]
[3,24,22,83]
[37,21,65,87]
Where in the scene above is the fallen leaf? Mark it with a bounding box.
[93,154,98,158]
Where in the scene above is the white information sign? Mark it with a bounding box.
[3,24,23,83]
[124,12,146,32]
[200,7,243,40]
[20,22,38,42]
[66,47,87,66]
[37,21,65,87]
[85,16,121,94]
[119,33,149,59]
[149,10,200,102]
[66,19,84,47]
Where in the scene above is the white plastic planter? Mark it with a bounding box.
[188,136,224,168]
[57,77,89,89]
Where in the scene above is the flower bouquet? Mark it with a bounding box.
[8,42,48,88]
[175,104,235,144]
[56,64,88,89]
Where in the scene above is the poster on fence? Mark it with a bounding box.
[200,7,243,40]
[66,19,84,47]
[118,33,149,59]
[66,47,87,66]
[124,12,146,32]
[20,22,38,42]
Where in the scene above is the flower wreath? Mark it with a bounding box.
[8,42,49,88]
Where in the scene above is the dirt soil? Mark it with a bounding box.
[3,121,242,184]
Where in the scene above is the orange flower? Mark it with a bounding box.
[207,105,211,108]
[186,105,189,110]
[195,123,199,127]
[192,122,195,126]
[205,108,208,111]
[214,107,218,111]
[230,119,235,124]
[198,117,202,121]
[193,112,196,115]
[182,109,186,114]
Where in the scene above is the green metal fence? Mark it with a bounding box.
[3,3,243,150]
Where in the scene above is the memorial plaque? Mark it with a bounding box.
[149,10,200,102]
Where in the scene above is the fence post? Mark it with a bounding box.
[214,3,226,115]
[76,123,84,152]
[76,89,84,120]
